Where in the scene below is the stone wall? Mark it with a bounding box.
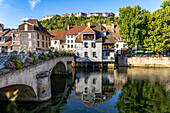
[128,57,170,67]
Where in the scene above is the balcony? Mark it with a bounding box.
[83,34,94,40]
[102,45,114,50]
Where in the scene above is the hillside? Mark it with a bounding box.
[40,15,117,31]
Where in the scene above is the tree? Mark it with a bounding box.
[117,5,151,48]
[144,5,170,52]
[161,0,170,9]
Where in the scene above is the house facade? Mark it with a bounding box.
[75,22,116,66]
[66,25,87,51]
[49,30,67,51]
[12,19,52,53]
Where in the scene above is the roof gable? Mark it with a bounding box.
[82,27,95,33]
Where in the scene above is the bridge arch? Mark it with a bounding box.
[52,61,67,75]
[0,84,37,101]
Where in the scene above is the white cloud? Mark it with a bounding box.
[20,17,29,21]
[0,0,3,5]
[29,0,41,9]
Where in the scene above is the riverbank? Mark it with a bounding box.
[128,57,170,68]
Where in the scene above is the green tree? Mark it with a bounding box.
[161,0,170,9]
[117,5,151,48]
[144,6,170,52]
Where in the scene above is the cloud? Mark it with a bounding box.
[20,17,29,21]
[29,0,41,9]
[0,0,3,5]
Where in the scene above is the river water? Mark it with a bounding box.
[0,67,170,113]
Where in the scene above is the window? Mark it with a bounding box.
[71,40,73,43]
[37,41,40,47]
[84,52,88,57]
[67,35,69,38]
[55,41,57,44]
[46,42,48,48]
[84,42,88,48]
[71,45,73,48]
[62,45,64,48]
[71,35,73,38]
[68,45,70,48]
[85,87,88,93]
[85,78,88,84]
[123,44,126,48]
[91,43,96,48]
[37,33,39,39]
[93,52,96,58]
[11,46,13,50]
[68,40,69,43]
[42,35,44,40]
[46,36,48,41]
[106,52,110,56]
[28,33,31,39]
[28,41,31,46]
[93,78,96,84]
[42,42,44,47]
[116,44,119,48]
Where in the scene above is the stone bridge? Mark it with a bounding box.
[0,56,74,102]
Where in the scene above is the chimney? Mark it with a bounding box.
[102,23,106,28]
[0,24,4,32]
[22,20,26,23]
[67,25,70,30]
[88,22,90,27]
[112,23,115,29]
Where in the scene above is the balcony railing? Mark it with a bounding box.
[102,45,115,50]
[83,36,94,40]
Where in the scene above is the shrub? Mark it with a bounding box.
[39,53,47,60]
[4,60,16,69]
[4,59,22,69]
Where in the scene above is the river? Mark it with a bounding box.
[0,67,170,113]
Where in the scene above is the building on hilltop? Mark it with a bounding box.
[12,19,52,53]
[42,14,59,21]
[49,29,67,50]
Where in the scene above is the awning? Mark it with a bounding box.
[121,48,128,51]
[145,51,156,53]
[134,50,144,53]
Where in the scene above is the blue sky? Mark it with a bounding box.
[0,0,164,28]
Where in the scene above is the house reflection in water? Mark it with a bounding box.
[75,69,116,106]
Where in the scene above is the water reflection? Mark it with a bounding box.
[0,68,169,113]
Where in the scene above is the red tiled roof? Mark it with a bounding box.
[82,27,95,33]
[49,30,67,40]
[75,34,82,43]
[66,26,87,35]
[111,33,122,38]
[83,102,94,107]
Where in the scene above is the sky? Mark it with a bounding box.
[0,0,164,29]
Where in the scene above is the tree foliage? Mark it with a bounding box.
[117,5,151,48]
[161,0,170,9]
[40,15,116,31]
[115,79,170,113]
[117,1,170,51]
[144,6,170,52]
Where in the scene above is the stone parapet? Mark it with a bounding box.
[128,57,170,67]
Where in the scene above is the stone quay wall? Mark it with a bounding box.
[128,57,170,67]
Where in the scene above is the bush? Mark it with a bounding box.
[4,59,22,69]
[39,53,47,60]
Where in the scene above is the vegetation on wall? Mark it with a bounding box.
[40,15,117,31]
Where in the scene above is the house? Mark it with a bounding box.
[49,29,67,50]
[106,24,128,54]
[75,22,116,67]
[0,24,13,53]
[13,19,52,53]
[66,25,87,51]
